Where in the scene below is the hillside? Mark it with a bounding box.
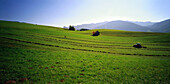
[0,20,170,84]
[75,21,108,30]
[75,19,170,33]
[75,20,151,32]
[95,21,148,32]
[150,19,170,32]
[129,21,156,26]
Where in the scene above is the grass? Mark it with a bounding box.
[0,20,170,84]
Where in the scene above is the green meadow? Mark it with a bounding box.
[0,20,170,84]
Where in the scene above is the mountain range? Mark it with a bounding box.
[149,19,170,33]
[75,19,170,33]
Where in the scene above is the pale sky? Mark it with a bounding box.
[0,0,170,27]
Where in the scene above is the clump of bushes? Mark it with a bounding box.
[69,25,75,31]
[92,31,100,36]
[79,28,89,31]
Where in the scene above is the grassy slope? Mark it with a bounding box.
[0,20,170,84]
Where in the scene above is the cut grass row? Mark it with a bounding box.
[1,35,170,57]
[1,30,170,56]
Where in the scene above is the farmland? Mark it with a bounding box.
[0,20,170,84]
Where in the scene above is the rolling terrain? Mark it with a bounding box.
[94,21,148,32]
[0,20,170,84]
[150,19,170,32]
[75,19,170,33]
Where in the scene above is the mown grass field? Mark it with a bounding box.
[0,20,170,84]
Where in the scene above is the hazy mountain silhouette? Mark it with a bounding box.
[149,19,170,32]
[129,21,156,26]
[75,20,150,32]
[75,21,108,30]
[95,20,148,32]
[75,19,170,32]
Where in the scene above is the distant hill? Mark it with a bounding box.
[149,19,170,32]
[75,20,150,32]
[129,21,156,26]
[95,20,149,32]
[75,21,108,30]
[75,19,170,33]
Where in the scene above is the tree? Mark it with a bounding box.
[69,25,75,31]
[80,28,89,31]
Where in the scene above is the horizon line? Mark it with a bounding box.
[0,18,169,27]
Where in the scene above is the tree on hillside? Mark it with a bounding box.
[69,25,75,31]
[80,28,89,31]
